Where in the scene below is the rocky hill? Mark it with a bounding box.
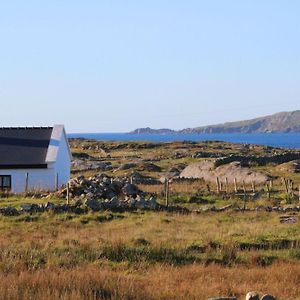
[131,110,300,134]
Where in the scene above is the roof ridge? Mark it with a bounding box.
[0,126,53,130]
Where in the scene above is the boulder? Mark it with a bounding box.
[110,196,121,206]
[122,183,139,196]
[45,202,57,210]
[246,292,260,300]
[261,295,276,300]
[20,204,42,213]
[20,204,35,213]
[104,197,122,209]
[135,197,147,209]
[146,196,158,209]
[85,199,102,211]
[0,206,19,216]
[116,163,137,171]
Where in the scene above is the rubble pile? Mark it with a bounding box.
[57,174,143,200]
[85,195,158,211]
[56,174,160,210]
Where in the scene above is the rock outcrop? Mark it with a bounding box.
[276,160,300,173]
[180,161,270,184]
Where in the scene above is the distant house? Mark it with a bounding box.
[0,125,71,193]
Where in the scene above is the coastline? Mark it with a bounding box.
[68,132,300,149]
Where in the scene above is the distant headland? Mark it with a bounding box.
[130,110,300,134]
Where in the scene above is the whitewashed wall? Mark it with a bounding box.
[53,131,71,188]
[0,168,56,193]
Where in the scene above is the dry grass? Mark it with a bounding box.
[0,263,299,299]
[0,210,299,299]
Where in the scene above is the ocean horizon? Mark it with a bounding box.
[68,132,300,149]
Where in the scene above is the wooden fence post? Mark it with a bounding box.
[56,173,59,191]
[242,181,246,194]
[164,178,167,198]
[282,178,289,194]
[165,179,170,207]
[25,172,29,194]
[225,177,229,194]
[251,181,256,193]
[216,177,220,194]
[66,182,70,205]
[289,180,294,194]
[242,181,247,211]
[266,183,271,200]
[234,178,238,193]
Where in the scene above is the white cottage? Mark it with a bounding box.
[0,125,71,193]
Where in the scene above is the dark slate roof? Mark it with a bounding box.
[0,127,53,169]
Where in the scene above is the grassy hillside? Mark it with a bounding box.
[188,110,300,133]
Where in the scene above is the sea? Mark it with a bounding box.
[68,133,300,149]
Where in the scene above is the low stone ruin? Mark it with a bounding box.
[214,152,300,167]
[130,171,160,185]
[196,205,300,214]
[72,158,113,172]
[0,203,85,216]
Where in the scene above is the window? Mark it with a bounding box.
[0,175,11,191]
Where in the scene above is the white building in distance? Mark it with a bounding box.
[0,125,71,193]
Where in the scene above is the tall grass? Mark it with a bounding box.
[0,263,299,299]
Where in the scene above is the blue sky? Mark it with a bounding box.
[0,1,299,132]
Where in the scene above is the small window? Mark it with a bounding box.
[0,175,11,191]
